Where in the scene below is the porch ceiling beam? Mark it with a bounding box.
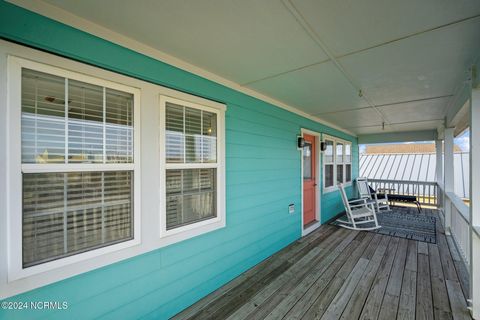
[357,130,437,144]
[445,64,477,132]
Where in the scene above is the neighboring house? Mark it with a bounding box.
[0,2,357,319]
[360,143,470,199]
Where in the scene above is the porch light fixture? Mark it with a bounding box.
[320,141,327,152]
[297,136,305,149]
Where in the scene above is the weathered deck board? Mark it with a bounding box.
[283,235,367,320]
[339,235,389,320]
[174,208,471,320]
[227,229,355,320]
[173,226,337,319]
[446,280,471,320]
[429,243,453,320]
[378,238,408,319]
[416,248,434,320]
[358,237,399,320]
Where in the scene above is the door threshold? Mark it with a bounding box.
[302,220,321,236]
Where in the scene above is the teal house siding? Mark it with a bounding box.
[0,2,358,319]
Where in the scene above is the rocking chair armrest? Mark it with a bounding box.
[348,198,368,204]
[350,203,369,209]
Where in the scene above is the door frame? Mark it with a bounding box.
[301,128,321,236]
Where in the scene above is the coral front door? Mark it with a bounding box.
[303,134,316,227]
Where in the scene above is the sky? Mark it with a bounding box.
[454,129,470,152]
[358,128,470,154]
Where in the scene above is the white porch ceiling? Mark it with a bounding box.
[20,0,480,136]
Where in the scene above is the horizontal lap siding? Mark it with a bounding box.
[0,2,357,319]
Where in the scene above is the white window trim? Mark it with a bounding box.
[6,56,142,282]
[322,134,353,193]
[0,40,231,299]
[159,94,226,244]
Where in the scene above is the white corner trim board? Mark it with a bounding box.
[8,0,356,137]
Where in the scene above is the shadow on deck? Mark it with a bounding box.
[173,207,471,320]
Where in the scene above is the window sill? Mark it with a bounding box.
[8,236,141,283]
[323,181,353,194]
[160,217,226,247]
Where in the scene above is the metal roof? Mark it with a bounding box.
[359,153,469,199]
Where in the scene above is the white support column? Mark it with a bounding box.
[444,127,455,235]
[435,139,444,208]
[470,87,480,319]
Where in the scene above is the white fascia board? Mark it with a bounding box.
[358,130,437,144]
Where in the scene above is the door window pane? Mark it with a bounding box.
[303,142,312,179]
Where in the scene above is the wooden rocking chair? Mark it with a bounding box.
[336,183,381,231]
[356,177,391,213]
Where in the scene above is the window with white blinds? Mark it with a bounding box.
[324,139,334,188]
[323,135,352,191]
[20,67,136,267]
[345,144,352,183]
[162,97,223,233]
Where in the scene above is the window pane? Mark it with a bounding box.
[202,111,217,163]
[22,69,134,164]
[166,103,185,163]
[22,171,133,267]
[324,140,334,163]
[346,164,352,182]
[166,169,216,230]
[337,164,344,184]
[303,142,312,179]
[68,79,104,163]
[21,69,66,163]
[345,144,351,163]
[325,164,334,188]
[185,107,202,163]
[336,143,344,163]
[105,88,133,163]
[165,102,217,164]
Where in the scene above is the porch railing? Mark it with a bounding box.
[368,179,438,206]
[443,186,471,267]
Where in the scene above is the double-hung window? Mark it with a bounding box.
[324,139,335,188]
[160,95,225,239]
[345,144,352,183]
[336,142,344,184]
[9,57,140,278]
[323,135,352,191]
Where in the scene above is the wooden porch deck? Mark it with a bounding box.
[173,208,471,320]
